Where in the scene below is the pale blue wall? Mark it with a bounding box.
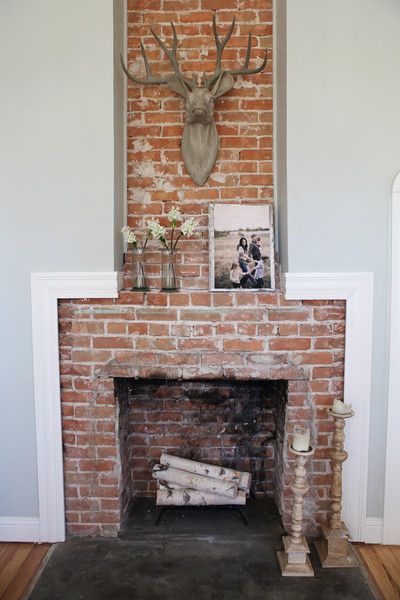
[277,0,400,516]
[0,0,124,517]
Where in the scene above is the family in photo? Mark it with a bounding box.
[209,204,275,291]
[230,234,267,288]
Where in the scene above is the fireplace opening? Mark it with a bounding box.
[115,378,288,534]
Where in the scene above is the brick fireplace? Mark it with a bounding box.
[59,292,345,537]
[55,0,347,539]
[116,377,287,516]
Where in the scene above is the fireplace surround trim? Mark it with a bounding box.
[30,270,373,543]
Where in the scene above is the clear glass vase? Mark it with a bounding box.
[131,247,148,291]
[161,248,180,291]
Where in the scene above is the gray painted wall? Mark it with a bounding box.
[278,0,400,516]
[0,0,123,517]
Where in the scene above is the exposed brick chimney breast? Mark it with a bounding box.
[58,0,346,537]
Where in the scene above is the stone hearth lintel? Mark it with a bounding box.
[102,357,308,381]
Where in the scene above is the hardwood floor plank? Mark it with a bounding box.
[1,544,50,600]
[0,546,19,575]
[0,544,34,599]
[357,544,400,600]
[375,546,400,592]
[388,545,400,563]
[0,546,13,562]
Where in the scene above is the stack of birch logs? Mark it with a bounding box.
[152,453,252,506]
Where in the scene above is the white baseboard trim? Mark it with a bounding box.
[363,518,383,544]
[0,517,40,542]
[282,272,374,542]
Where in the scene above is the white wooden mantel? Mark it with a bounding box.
[22,271,375,544]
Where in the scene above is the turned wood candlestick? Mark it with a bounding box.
[315,408,358,568]
[277,444,315,577]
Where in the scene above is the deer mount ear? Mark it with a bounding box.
[167,75,190,97]
[211,71,235,99]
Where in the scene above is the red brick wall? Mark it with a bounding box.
[125,0,273,289]
[59,293,345,536]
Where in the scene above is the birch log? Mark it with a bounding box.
[157,482,247,506]
[152,464,238,498]
[160,453,252,492]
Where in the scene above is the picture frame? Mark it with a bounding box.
[208,204,275,291]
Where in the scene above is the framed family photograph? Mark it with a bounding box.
[209,204,275,291]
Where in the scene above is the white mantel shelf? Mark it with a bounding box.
[14,271,375,543]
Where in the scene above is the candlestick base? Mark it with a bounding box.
[315,523,358,568]
[277,536,314,577]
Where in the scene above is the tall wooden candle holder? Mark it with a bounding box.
[277,445,315,577]
[315,408,358,568]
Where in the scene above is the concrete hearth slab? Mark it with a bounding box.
[28,503,377,600]
[119,497,283,542]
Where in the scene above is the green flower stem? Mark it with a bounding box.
[160,237,169,250]
[173,232,183,250]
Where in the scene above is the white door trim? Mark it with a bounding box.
[282,272,374,542]
[383,174,400,544]
[29,271,373,543]
[31,272,122,543]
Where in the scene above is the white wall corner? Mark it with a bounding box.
[282,272,374,542]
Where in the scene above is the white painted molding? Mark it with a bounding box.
[363,518,383,545]
[282,272,374,542]
[0,517,40,542]
[31,272,122,543]
[30,270,373,543]
[383,173,400,544]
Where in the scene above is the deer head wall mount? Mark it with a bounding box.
[121,15,268,187]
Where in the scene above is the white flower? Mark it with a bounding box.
[167,206,182,224]
[147,218,166,241]
[180,218,198,237]
[121,225,136,245]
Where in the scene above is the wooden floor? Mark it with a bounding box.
[0,543,50,600]
[0,542,399,599]
[356,544,400,599]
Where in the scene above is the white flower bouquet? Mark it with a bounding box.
[122,208,198,252]
[121,210,198,291]
[147,207,198,251]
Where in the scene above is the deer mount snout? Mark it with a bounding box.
[121,15,268,187]
[185,88,215,125]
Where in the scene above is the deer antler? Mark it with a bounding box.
[205,14,236,89]
[226,32,268,76]
[205,15,268,88]
[120,23,195,89]
[120,42,167,84]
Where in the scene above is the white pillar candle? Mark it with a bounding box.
[332,398,353,415]
[292,426,310,452]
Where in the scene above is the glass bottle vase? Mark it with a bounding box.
[161,248,180,291]
[131,247,148,291]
